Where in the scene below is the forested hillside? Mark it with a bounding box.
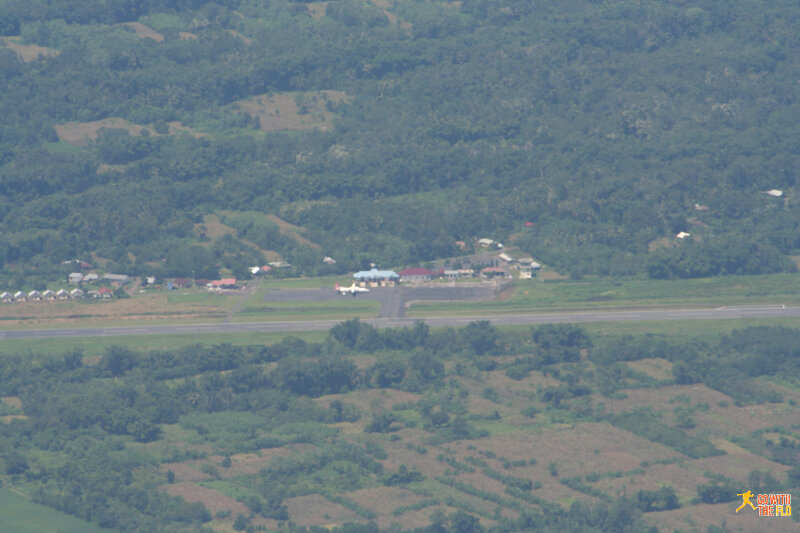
[1,0,799,283]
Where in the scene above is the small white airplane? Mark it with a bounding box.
[335,282,370,297]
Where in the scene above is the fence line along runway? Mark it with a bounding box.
[2,305,800,341]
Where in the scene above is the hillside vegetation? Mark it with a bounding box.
[1,0,799,284]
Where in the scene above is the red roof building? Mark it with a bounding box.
[211,278,237,289]
[400,268,434,282]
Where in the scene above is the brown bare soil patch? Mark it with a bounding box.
[55,117,155,146]
[688,442,790,484]
[160,445,310,481]
[0,291,231,327]
[225,29,252,44]
[284,494,362,527]
[348,487,423,528]
[306,2,328,20]
[1,415,27,423]
[626,358,673,380]
[454,423,679,478]
[316,389,420,413]
[158,461,214,483]
[221,446,305,477]
[598,463,705,502]
[119,22,165,42]
[1,38,59,62]
[265,214,321,249]
[379,430,449,476]
[647,236,675,252]
[179,32,197,40]
[194,214,281,262]
[396,505,462,529]
[536,269,568,280]
[603,384,732,417]
[163,482,249,516]
[232,90,349,133]
[1,396,22,410]
[649,502,781,533]
[688,402,795,439]
[167,121,211,138]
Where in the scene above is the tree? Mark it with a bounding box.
[461,321,500,355]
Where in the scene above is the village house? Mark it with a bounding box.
[0,292,12,303]
[481,266,508,278]
[69,272,83,284]
[443,269,475,279]
[211,278,238,289]
[83,273,99,283]
[28,290,42,301]
[42,289,56,300]
[400,267,434,283]
[13,291,27,302]
[70,288,85,299]
[103,273,129,285]
[56,289,70,300]
[98,287,113,299]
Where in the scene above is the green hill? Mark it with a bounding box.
[1,0,799,285]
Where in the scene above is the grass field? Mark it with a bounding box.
[0,329,328,357]
[407,273,800,317]
[0,488,110,532]
[235,299,381,321]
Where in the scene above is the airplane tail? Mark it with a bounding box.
[334,282,340,290]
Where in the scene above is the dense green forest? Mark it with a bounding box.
[1,321,799,531]
[1,0,799,285]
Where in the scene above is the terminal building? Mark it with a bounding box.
[353,268,399,286]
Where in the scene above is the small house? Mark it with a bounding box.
[481,266,507,278]
[323,256,337,265]
[103,273,129,285]
[477,238,496,248]
[83,273,99,283]
[766,189,783,197]
[13,291,27,301]
[28,290,42,301]
[69,272,83,284]
[87,290,100,298]
[211,278,238,289]
[498,252,515,264]
[56,289,70,300]
[98,287,113,299]
[0,292,12,303]
[70,288,85,299]
[42,289,56,300]
[676,232,691,240]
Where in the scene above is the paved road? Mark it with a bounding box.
[2,305,798,340]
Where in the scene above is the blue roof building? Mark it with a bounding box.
[353,269,399,281]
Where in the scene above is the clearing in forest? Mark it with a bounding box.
[0,37,59,62]
[118,22,165,42]
[55,118,207,146]
[232,91,349,132]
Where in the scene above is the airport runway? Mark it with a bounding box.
[1,305,799,340]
